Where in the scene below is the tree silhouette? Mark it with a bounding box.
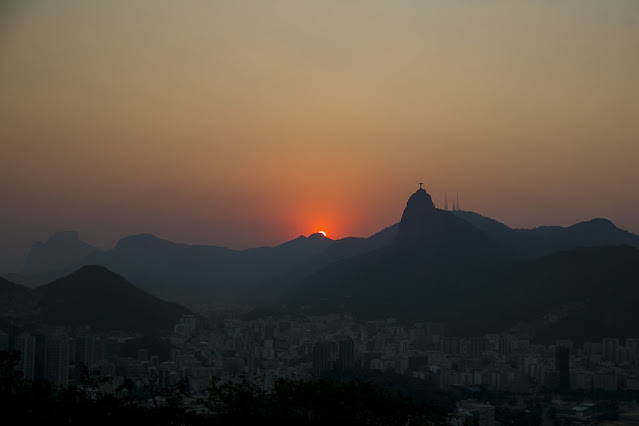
[1,353,452,425]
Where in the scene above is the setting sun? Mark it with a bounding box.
[318,231,327,237]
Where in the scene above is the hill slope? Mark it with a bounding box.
[0,276,35,315]
[35,265,194,333]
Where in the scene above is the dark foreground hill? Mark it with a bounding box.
[511,245,639,343]
[34,265,193,333]
[283,243,639,340]
[0,276,35,314]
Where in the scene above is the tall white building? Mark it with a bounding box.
[75,335,95,371]
[45,334,69,388]
[14,334,36,380]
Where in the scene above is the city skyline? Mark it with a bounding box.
[2,1,639,272]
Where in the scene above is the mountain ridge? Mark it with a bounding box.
[11,189,639,307]
[275,188,639,340]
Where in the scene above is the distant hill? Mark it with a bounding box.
[14,192,639,309]
[16,231,366,305]
[14,231,337,304]
[514,218,639,257]
[22,231,102,275]
[34,265,194,333]
[452,211,639,258]
[78,232,336,304]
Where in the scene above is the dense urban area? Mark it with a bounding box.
[3,308,639,425]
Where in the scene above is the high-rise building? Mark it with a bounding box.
[312,341,331,377]
[464,337,487,358]
[45,334,69,388]
[94,338,105,365]
[174,314,198,337]
[75,335,95,371]
[555,346,570,391]
[14,334,36,380]
[263,324,275,340]
[583,341,602,356]
[626,338,639,366]
[499,335,512,357]
[443,337,461,355]
[602,338,619,363]
[408,355,429,372]
[337,338,354,371]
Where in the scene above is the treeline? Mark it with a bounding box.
[1,351,451,425]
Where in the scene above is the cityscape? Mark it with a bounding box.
[3,294,639,424]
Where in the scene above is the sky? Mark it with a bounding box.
[1,1,638,272]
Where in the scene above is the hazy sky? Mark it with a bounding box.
[1,1,638,272]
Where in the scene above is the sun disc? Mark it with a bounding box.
[318,231,327,237]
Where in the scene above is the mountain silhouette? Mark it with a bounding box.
[78,232,336,304]
[13,188,639,310]
[451,212,639,257]
[278,189,639,340]
[515,218,639,257]
[13,232,336,304]
[35,265,194,333]
[252,224,400,303]
[22,231,101,277]
[280,187,509,323]
[396,188,502,256]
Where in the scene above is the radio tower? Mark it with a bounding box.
[456,193,461,211]
[444,193,448,211]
